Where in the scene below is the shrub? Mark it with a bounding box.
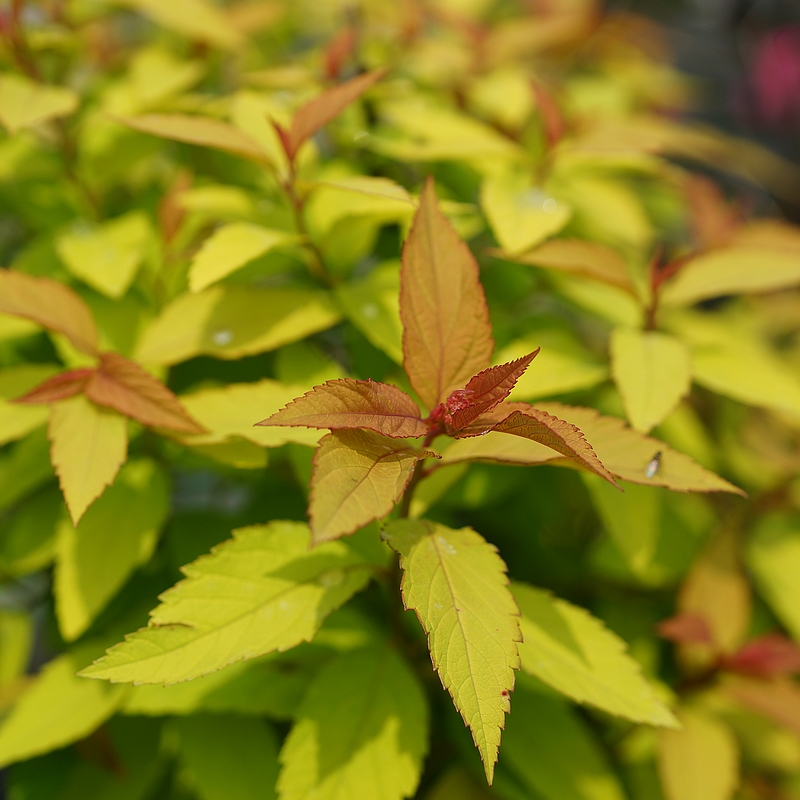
[1,1,800,799]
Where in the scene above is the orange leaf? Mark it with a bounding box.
[401,178,494,410]
[309,429,435,543]
[723,676,800,738]
[85,353,205,434]
[281,69,385,162]
[256,378,427,438]
[0,270,99,355]
[13,369,93,404]
[725,634,800,678]
[488,407,617,486]
[445,350,539,432]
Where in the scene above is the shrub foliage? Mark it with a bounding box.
[2,1,800,799]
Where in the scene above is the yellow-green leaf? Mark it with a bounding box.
[441,402,743,495]
[384,520,521,783]
[0,74,78,134]
[335,262,403,364]
[746,513,800,642]
[134,286,341,365]
[0,648,127,768]
[0,429,53,514]
[119,114,267,162]
[0,364,59,446]
[277,645,428,800]
[657,709,739,800]
[178,379,324,449]
[79,522,375,685]
[188,224,296,292]
[500,686,627,800]
[119,0,242,50]
[55,459,170,642]
[0,611,32,687]
[691,340,800,422]
[582,474,662,575]
[661,246,800,307]
[55,212,152,299]
[502,238,634,293]
[481,172,571,255]
[310,430,432,543]
[512,583,676,726]
[48,395,128,526]
[611,328,692,433]
[177,714,279,800]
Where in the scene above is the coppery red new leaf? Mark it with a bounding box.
[85,353,205,434]
[257,378,427,439]
[443,350,539,433]
[13,369,93,404]
[724,633,800,678]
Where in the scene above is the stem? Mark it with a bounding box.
[281,171,333,288]
[397,428,439,519]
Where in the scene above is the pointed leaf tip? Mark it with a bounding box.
[401,178,494,410]
[257,378,426,438]
[446,349,540,432]
[491,407,618,487]
[385,520,521,784]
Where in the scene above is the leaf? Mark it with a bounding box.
[118,114,268,163]
[54,459,170,641]
[79,521,375,685]
[0,74,78,134]
[611,328,692,433]
[657,708,739,800]
[189,223,297,292]
[425,768,495,800]
[723,676,800,738]
[55,212,152,299]
[0,365,59,446]
[177,379,323,449]
[13,369,93,405]
[279,70,386,162]
[445,351,539,432]
[0,611,32,687]
[384,519,521,783]
[85,353,205,434]
[481,172,571,255]
[679,531,751,656]
[582,474,662,575]
[277,645,428,800]
[0,429,53,514]
[489,407,618,486]
[441,402,743,494]
[512,583,677,726]
[747,513,800,642]
[119,0,242,49]
[335,262,403,364]
[49,395,128,526]
[258,378,426,439]
[177,714,279,800]
[497,238,635,293]
[500,686,627,800]
[122,653,314,718]
[310,430,433,543]
[0,490,61,577]
[400,178,494,410]
[0,648,127,768]
[134,285,341,365]
[0,270,99,355]
[661,246,800,307]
